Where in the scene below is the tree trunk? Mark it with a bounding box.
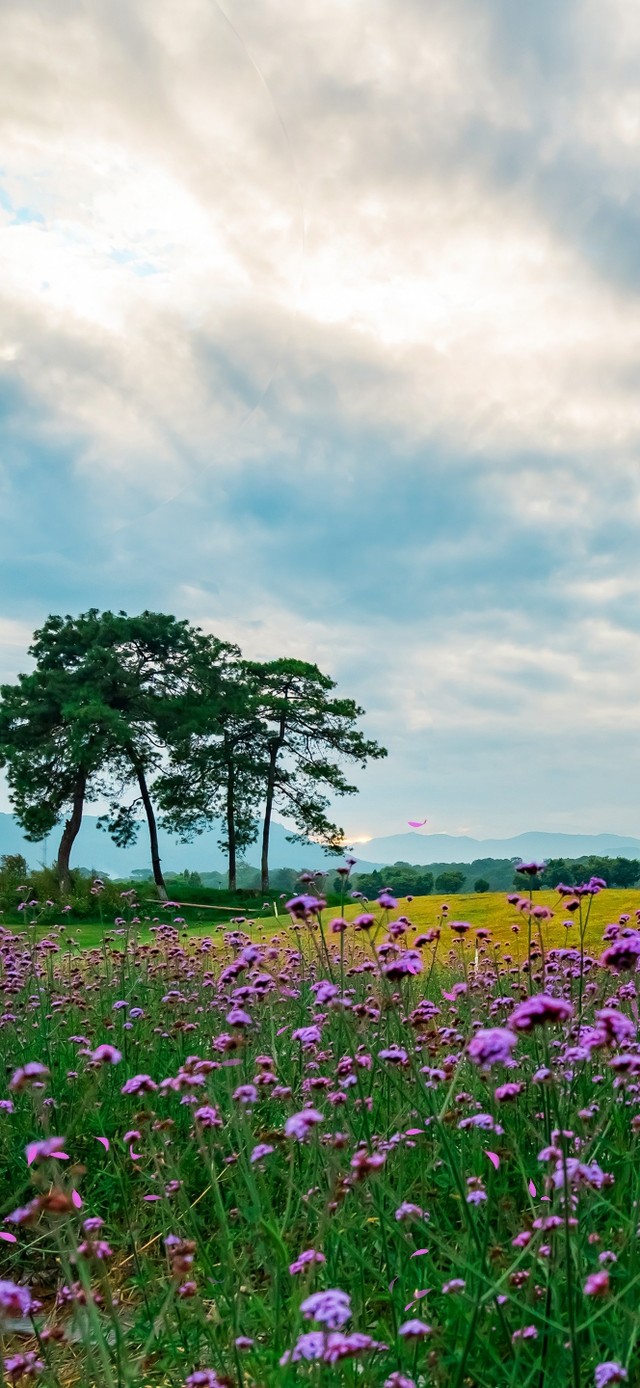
[226,740,237,893]
[260,699,288,895]
[260,742,279,895]
[134,761,167,900]
[57,769,87,891]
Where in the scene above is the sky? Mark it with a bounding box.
[2,0,640,842]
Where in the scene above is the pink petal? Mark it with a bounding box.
[71,1189,83,1209]
[0,1231,17,1243]
[129,1149,142,1161]
[95,1136,110,1152]
[51,1151,69,1161]
[528,1179,537,1197]
[25,1143,38,1167]
[276,1024,291,1036]
[410,1249,429,1258]
[486,1150,500,1170]
[408,820,427,827]
[143,1194,162,1201]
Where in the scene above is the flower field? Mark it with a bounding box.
[1,877,640,1386]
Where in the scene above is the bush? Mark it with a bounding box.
[435,869,466,894]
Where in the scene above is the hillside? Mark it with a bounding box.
[0,812,382,877]
[3,812,640,879]
[360,828,640,865]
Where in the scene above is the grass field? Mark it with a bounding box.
[2,882,639,1385]
[55,885,640,955]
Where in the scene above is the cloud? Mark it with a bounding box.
[1,0,640,837]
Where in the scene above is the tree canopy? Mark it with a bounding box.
[0,611,386,894]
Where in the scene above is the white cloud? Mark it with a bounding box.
[2,0,640,498]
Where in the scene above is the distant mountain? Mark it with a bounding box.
[357,830,640,867]
[0,813,382,877]
[2,813,640,879]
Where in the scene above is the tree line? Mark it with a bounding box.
[0,610,386,897]
[514,856,640,891]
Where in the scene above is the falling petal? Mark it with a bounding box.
[408,819,428,828]
[71,1189,83,1209]
[0,1231,17,1243]
[389,1278,398,1292]
[410,1249,429,1258]
[143,1194,162,1201]
[95,1136,110,1152]
[486,1150,500,1170]
[528,1179,537,1197]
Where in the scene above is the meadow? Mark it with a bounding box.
[1,875,639,1387]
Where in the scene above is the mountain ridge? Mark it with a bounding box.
[1,813,640,877]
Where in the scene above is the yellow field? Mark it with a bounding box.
[59,886,640,958]
[259,886,640,961]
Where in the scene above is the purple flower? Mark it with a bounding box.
[90,1044,122,1065]
[468,1027,517,1069]
[323,1332,386,1363]
[25,1137,68,1166]
[9,1062,49,1092]
[292,1025,322,1048]
[250,1143,274,1163]
[289,1248,326,1275]
[4,1350,44,1381]
[595,1008,635,1046]
[300,1288,351,1329]
[509,994,574,1031]
[395,1202,426,1222]
[0,1280,33,1320]
[226,1007,252,1027]
[280,1332,326,1365]
[383,950,423,979]
[594,1366,627,1387]
[584,1270,609,1296]
[184,1373,222,1388]
[600,935,640,972]
[378,1045,408,1064]
[194,1106,223,1130]
[233,1084,258,1106]
[284,1108,324,1141]
[286,895,325,919]
[353,913,376,930]
[399,1318,431,1338]
[378,892,398,909]
[385,1376,417,1388]
[516,860,547,876]
[494,1081,524,1101]
[121,1074,157,1095]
